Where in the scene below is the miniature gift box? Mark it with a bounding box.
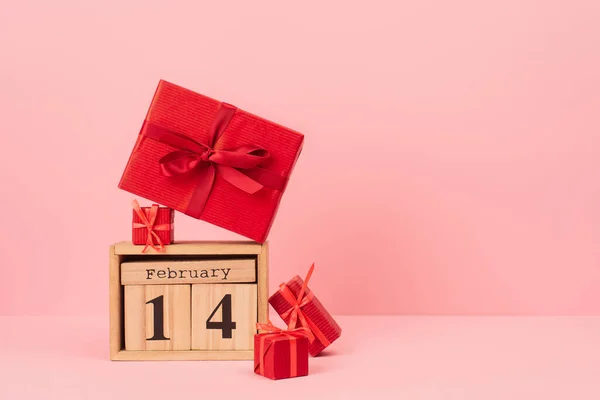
[131,200,174,252]
[254,324,309,380]
[269,264,342,356]
[118,80,304,243]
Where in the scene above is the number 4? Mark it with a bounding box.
[206,294,237,338]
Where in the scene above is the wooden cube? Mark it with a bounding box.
[109,241,268,361]
[191,284,257,351]
[124,285,191,350]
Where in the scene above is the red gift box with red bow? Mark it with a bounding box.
[254,324,309,380]
[268,264,342,356]
[131,200,174,252]
[118,80,304,243]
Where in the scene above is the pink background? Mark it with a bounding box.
[1,0,599,316]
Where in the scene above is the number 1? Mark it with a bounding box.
[146,295,170,341]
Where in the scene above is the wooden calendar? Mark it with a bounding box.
[109,241,268,361]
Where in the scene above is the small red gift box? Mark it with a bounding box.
[131,200,174,252]
[254,323,309,380]
[118,80,304,243]
[269,264,342,356]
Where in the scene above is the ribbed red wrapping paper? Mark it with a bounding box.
[254,333,309,380]
[132,206,174,246]
[118,80,304,243]
[269,276,342,356]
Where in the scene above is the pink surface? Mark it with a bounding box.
[1,316,599,398]
[1,1,600,316]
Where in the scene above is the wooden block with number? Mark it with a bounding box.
[124,285,191,350]
[191,284,257,350]
[109,241,268,361]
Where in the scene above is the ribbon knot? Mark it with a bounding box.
[256,321,310,336]
[200,149,213,162]
[140,103,289,218]
[131,199,171,253]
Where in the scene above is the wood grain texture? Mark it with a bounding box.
[191,284,257,351]
[110,241,268,360]
[257,241,269,325]
[109,246,123,360]
[114,241,263,256]
[124,285,191,351]
[112,350,253,361]
[121,259,256,285]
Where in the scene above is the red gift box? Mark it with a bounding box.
[269,264,342,356]
[118,80,304,243]
[254,323,309,380]
[131,200,174,252]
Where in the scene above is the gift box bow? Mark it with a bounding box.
[140,103,289,218]
[131,199,171,252]
[278,263,332,347]
[254,321,310,377]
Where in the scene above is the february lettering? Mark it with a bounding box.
[146,267,231,281]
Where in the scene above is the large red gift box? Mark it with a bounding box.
[254,329,309,380]
[118,80,304,243]
[269,265,342,356]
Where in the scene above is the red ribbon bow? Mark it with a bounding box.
[278,263,331,347]
[255,321,309,377]
[140,103,288,218]
[131,199,171,252]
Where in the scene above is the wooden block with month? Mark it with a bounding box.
[192,284,257,350]
[121,259,255,285]
[125,285,191,350]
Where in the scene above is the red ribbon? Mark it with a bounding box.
[131,199,171,252]
[278,263,331,347]
[140,103,288,218]
[255,321,308,378]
